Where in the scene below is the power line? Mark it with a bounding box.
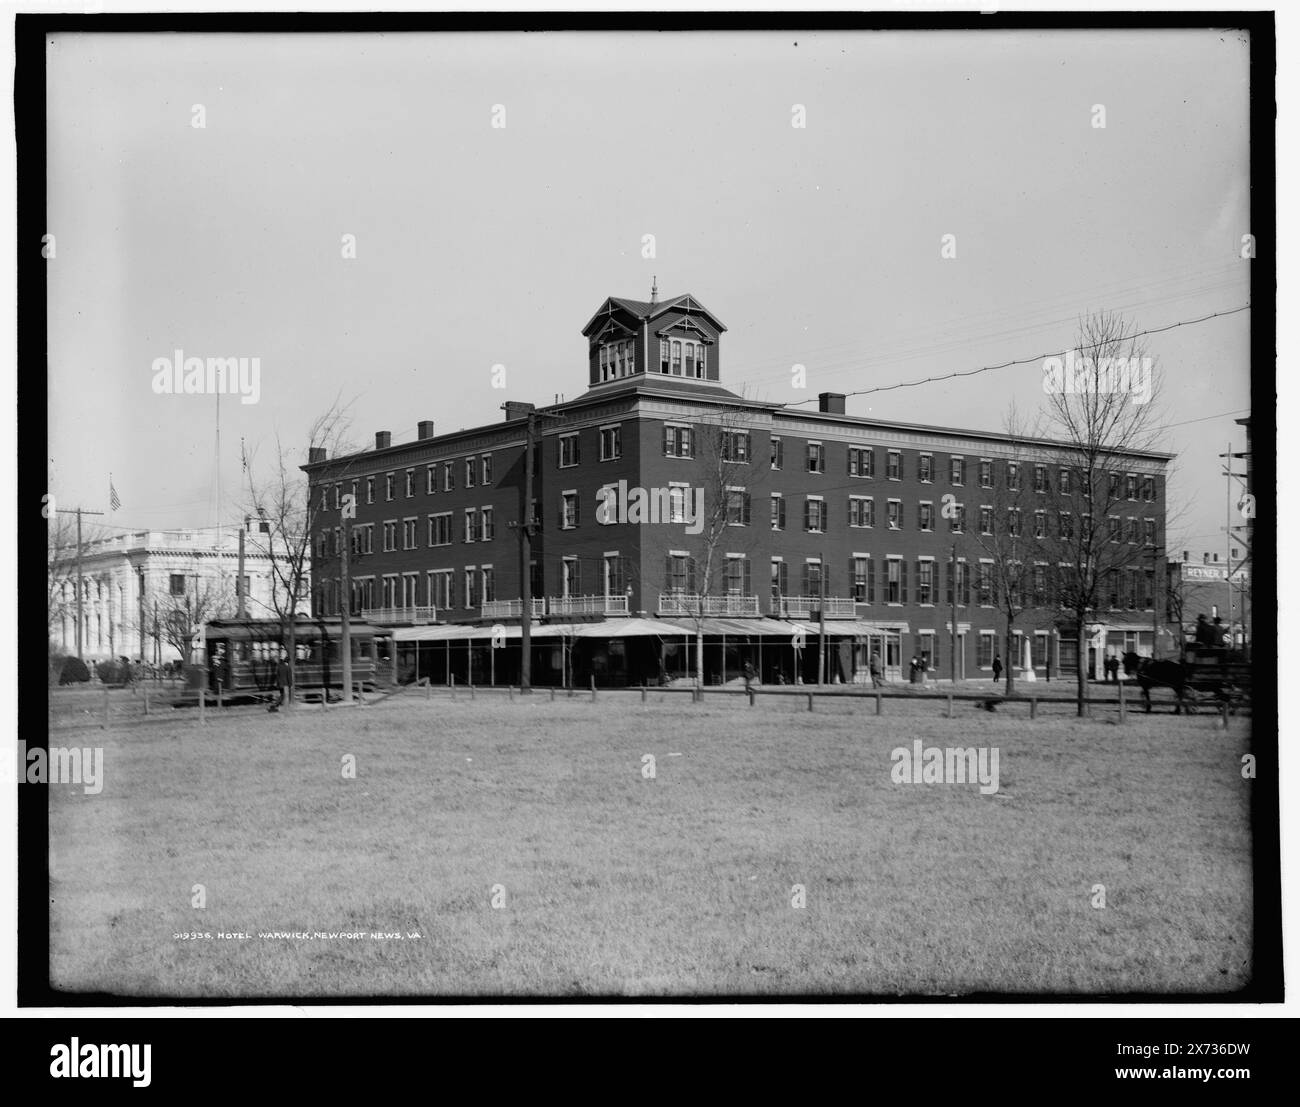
[782,304,1252,405]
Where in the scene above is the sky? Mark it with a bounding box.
[45,28,1253,557]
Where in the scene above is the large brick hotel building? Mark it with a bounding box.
[304,290,1170,687]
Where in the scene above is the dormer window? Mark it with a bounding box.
[671,341,682,374]
[599,339,635,382]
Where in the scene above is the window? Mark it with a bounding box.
[1126,474,1138,501]
[367,476,376,504]
[428,570,454,609]
[664,425,693,458]
[465,568,479,609]
[481,455,493,485]
[976,562,994,606]
[770,559,788,602]
[425,466,435,495]
[848,447,874,478]
[659,338,670,374]
[949,502,965,533]
[1059,512,1074,539]
[918,453,933,482]
[804,497,827,533]
[1008,508,1022,537]
[885,558,906,604]
[382,521,397,552]
[917,560,934,605]
[604,554,625,598]
[919,502,934,531]
[886,450,902,480]
[807,442,825,473]
[950,457,966,486]
[1034,464,1048,493]
[480,567,495,605]
[668,484,689,523]
[318,484,328,510]
[979,506,993,535]
[562,492,578,529]
[1006,462,1019,491]
[726,488,751,526]
[1125,517,1138,544]
[1034,511,1046,539]
[465,459,476,489]
[1033,565,1048,607]
[442,463,454,492]
[480,507,495,542]
[1144,518,1156,547]
[361,523,374,554]
[770,436,784,470]
[887,499,902,529]
[559,434,580,468]
[464,509,476,543]
[385,473,395,501]
[849,496,874,528]
[429,513,452,546]
[169,574,186,596]
[1142,475,1155,503]
[1109,472,1121,499]
[405,470,415,498]
[977,632,995,669]
[979,460,993,488]
[721,431,751,463]
[724,556,751,596]
[1034,632,1049,667]
[770,494,786,531]
[850,556,873,603]
[671,341,682,375]
[402,518,417,550]
[666,553,694,594]
[801,560,824,599]
[1059,468,1072,495]
[1108,515,1121,543]
[947,560,971,607]
[600,426,621,461]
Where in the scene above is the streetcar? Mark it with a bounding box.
[184,617,396,703]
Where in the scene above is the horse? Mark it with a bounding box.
[1122,652,1194,714]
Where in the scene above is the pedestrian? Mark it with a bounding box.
[269,652,292,712]
[908,656,919,684]
[992,654,1003,684]
[869,650,883,689]
[742,660,756,692]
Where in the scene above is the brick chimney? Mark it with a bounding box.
[417,420,435,440]
[502,401,536,422]
[307,446,327,463]
[375,431,391,450]
[818,392,846,415]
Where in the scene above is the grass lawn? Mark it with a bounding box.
[46,689,1254,997]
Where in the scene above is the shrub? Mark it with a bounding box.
[58,656,90,685]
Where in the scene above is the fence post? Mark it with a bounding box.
[102,687,109,730]
[216,680,223,710]
[550,687,555,702]
[1117,679,1126,724]
[591,676,597,704]
[198,679,205,726]
[807,692,814,712]
[641,684,647,705]
[875,692,882,716]
[450,673,455,701]
[144,684,150,716]
[947,691,954,718]
[1030,696,1037,720]
[508,685,514,701]
[1220,700,1229,728]
[748,687,755,707]
[426,678,430,701]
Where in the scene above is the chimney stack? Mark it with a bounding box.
[417,420,435,440]
[375,431,391,450]
[307,446,327,463]
[650,276,659,305]
[818,392,846,415]
[502,401,536,422]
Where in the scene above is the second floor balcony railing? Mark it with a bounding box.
[480,598,547,620]
[547,594,629,617]
[361,606,438,625]
[657,593,761,617]
[773,596,858,619]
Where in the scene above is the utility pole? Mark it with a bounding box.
[520,410,536,694]
[949,542,958,686]
[340,494,355,704]
[56,506,105,661]
[237,520,247,619]
[818,551,826,686]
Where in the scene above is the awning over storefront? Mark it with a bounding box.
[815,619,912,637]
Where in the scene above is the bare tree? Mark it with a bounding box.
[46,511,107,646]
[1040,311,1164,716]
[244,400,355,705]
[157,577,229,663]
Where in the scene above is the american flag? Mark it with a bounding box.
[110,482,121,512]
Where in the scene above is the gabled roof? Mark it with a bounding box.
[582,293,727,337]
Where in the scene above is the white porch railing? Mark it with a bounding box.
[657,593,760,617]
[361,606,438,625]
[774,596,858,619]
[481,598,547,620]
[547,594,629,617]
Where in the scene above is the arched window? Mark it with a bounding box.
[660,339,670,373]
[695,344,706,377]
[684,343,695,376]
[671,341,682,375]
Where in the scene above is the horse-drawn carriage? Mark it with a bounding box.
[1122,647,1251,715]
